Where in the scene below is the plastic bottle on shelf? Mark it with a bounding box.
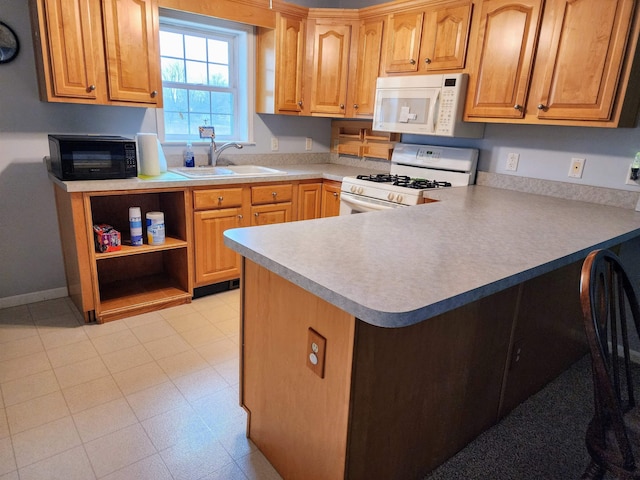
[129,206,143,246]
[146,211,165,245]
[184,143,195,168]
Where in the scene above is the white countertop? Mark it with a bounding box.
[224,185,640,328]
[50,163,378,192]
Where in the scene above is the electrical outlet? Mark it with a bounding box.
[306,328,326,378]
[270,137,279,151]
[568,157,585,178]
[506,152,519,171]
[305,137,312,151]
[626,164,640,186]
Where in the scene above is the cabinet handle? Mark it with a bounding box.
[254,212,259,217]
[424,58,432,64]
[537,103,547,110]
[353,104,359,110]
[218,196,224,202]
[272,192,277,197]
[333,192,338,198]
[87,85,96,92]
[339,104,345,109]
[514,104,522,110]
[297,100,303,107]
[409,59,416,65]
[151,90,158,98]
[238,214,243,220]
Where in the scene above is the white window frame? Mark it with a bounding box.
[156,8,254,145]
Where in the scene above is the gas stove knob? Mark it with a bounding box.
[350,185,357,193]
[387,192,395,201]
[397,194,403,203]
[357,187,364,195]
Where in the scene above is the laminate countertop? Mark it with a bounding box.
[224,185,640,328]
[49,163,379,192]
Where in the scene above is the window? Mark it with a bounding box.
[158,10,253,143]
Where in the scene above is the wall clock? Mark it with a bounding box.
[0,21,19,64]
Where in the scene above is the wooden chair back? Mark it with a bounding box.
[580,249,640,479]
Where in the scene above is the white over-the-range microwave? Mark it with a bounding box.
[372,73,485,138]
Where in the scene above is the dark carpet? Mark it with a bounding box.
[425,355,619,480]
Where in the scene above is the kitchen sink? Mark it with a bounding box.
[170,165,285,178]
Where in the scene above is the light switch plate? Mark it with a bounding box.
[306,328,326,378]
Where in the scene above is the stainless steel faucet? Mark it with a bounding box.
[209,140,243,166]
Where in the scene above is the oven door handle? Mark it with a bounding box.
[340,193,395,212]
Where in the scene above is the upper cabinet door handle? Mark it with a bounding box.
[409,59,416,65]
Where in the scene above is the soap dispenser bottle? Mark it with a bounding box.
[184,143,195,168]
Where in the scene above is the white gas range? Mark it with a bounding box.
[339,143,478,214]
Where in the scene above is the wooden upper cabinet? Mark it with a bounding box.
[534,0,635,121]
[348,17,384,117]
[29,0,161,106]
[419,2,472,72]
[309,20,354,116]
[465,0,543,119]
[276,13,306,113]
[384,11,424,73]
[382,1,472,75]
[101,0,161,105]
[39,0,99,99]
[466,0,639,125]
[256,11,307,115]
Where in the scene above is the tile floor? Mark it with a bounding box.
[0,291,283,480]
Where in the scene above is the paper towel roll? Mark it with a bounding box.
[136,133,161,176]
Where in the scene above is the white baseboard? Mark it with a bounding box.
[0,287,69,310]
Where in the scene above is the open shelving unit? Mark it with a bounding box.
[330,120,400,160]
[86,189,192,323]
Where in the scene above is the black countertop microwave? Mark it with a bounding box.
[48,134,138,180]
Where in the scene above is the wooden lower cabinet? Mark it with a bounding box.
[251,203,293,225]
[241,258,587,479]
[250,183,293,226]
[297,182,322,221]
[321,180,341,217]
[192,186,249,287]
[194,208,247,285]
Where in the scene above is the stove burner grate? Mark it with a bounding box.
[394,178,452,189]
[356,174,410,183]
[356,173,452,189]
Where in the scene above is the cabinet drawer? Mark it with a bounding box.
[251,184,293,205]
[194,188,244,210]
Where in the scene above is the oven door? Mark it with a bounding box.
[339,191,401,215]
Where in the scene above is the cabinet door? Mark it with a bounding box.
[298,183,322,221]
[348,18,384,118]
[465,0,543,119]
[321,181,341,217]
[251,203,293,226]
[101,0,161,105]
[535,0,635,121]
[419,2,472,72]
[309,21,353,116]
[39,0,99,99]
[194,207,246,286]
[383,11,424,74]
[276,13,306,114]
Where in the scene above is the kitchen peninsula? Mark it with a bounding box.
[224,186,640,480]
